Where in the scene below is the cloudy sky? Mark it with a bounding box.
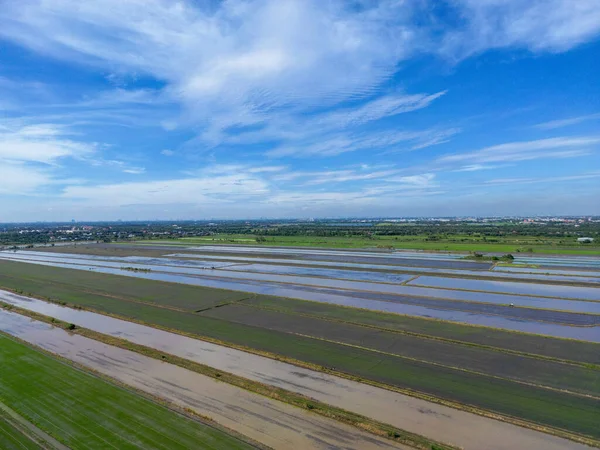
[1,0,599,221]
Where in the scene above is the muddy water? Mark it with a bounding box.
[0,256,598,340]
[0,308,405,450]
[409,276,600,301]
[0,296,588,450]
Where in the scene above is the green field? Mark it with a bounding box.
[149,233,600,255]
[0,259,598,441]
[0,412,43,450]
[0,333,254,450]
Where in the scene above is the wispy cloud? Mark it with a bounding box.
[452,164,506,172]
[533,113,600,130]
[1,1,600,218]
[438,137,599,164]
[440,0,600,58]
[0,121,96,164]
[485,172,600,185]
[267,127,459,158]
[0,0,597,164]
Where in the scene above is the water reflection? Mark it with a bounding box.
[409,276,600,301]
[1,252,600,315]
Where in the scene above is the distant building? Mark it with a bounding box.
[577,237,594,243]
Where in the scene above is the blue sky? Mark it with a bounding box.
[1,0,599,221]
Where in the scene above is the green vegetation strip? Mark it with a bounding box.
[0,260,598,444]
[1,304,455,450]
[168,233,600,255]
[0,333,255,450]
[0,410,44,450]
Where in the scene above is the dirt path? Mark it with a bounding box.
[0,308,406,450]
[1,290,591,450]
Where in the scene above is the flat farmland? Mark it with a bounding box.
[200,304,600,396]
[246,295,600,364]
[0,260,598,441]
[2,244,600,446]
[159,234,600,255]
[0,333,255,450]
[0,259,253,311]
[0,412,43,450]
[408,275,600,300]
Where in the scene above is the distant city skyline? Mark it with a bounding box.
[1,0,599,221]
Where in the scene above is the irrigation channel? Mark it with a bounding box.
[0,290,589,450]
[0,249,599,341]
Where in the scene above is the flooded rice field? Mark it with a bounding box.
[0,307,405,450]
[3,252,600,314]
[513,256,600,270]
[183,246,493,270]
[494,266,600,277]
[169,253,600,283]
[2,246,599,341]
[408,276,600,301]
[0,294,588,450]
[14,249,599,284]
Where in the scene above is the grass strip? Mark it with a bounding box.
[0,303,456,450]
[166,235,600,255]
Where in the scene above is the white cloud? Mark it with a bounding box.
[441,0,600,58]
[0,122,95,164]
[533,113,600,130]
[311,91,447,129]
[122,167,146,175]
[301,169,401,185]
[438,137,600,164]
[247,166,288,173]
[385,173,437,187]
[485,172,600,185]
[160,149,175,156]
[1,0,597,160]
[267,127,459,158]
[0,161,54,195]
[453,164,504,172]
[88,158,146,175]
[0,1,416,130]
[63,174,269,206]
